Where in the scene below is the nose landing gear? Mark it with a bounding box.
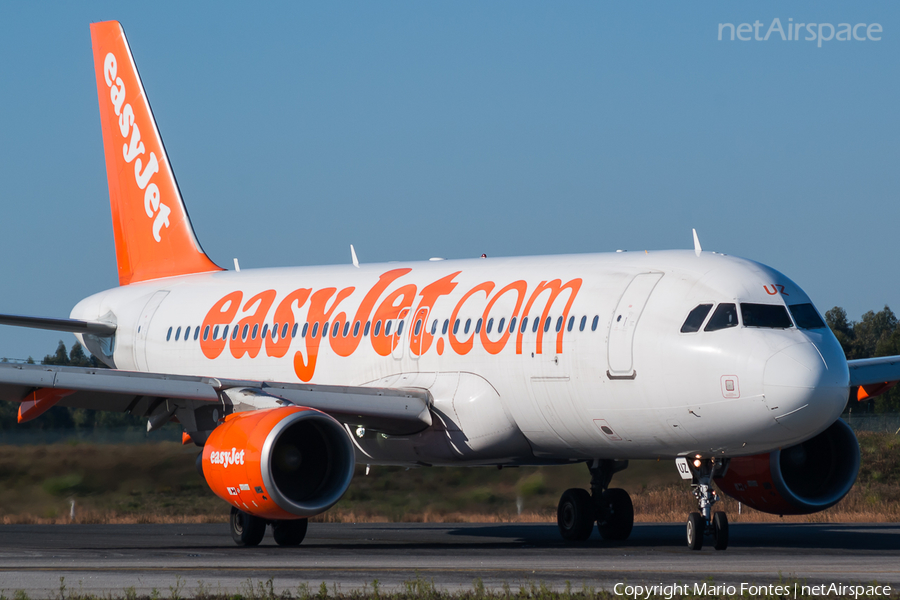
[556,459,633,542]
[678,457,730,550]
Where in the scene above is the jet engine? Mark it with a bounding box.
[715,419,859,515]
[202,406,355,520]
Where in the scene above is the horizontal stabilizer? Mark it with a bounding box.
[0,313,116,336]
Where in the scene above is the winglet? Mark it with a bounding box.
[692,229,702,257]
[350,245,360,268]
[90,21,222,285]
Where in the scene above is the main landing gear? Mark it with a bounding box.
[557,459,634,542]
[680,457,730,551]
[230,506,309,547]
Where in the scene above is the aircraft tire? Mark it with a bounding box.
[557,488,594,541]
[686,512,704,551]
[273,518,309,546]
[230,506,266,547]
[597,488,634,541]
[712,511,729,551]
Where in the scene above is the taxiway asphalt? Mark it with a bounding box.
[0,522,898,596]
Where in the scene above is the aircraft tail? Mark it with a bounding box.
[90,21,222,285]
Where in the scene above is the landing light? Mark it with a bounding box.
[693,459,702,468]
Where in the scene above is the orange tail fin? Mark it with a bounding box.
[90,21,222,285]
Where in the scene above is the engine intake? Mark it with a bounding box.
[202,406,355,519]
[716,419,859,515]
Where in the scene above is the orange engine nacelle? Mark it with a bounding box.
[202,406,355,520]
[715,419,860,515]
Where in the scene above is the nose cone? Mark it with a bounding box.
[763,341,849,437]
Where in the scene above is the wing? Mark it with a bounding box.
[0,313,116,336]
[0,362,432,436]
[847,356,900,401]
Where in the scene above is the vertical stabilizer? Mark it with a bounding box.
[90,21,222,285]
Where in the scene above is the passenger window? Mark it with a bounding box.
[271,326,277,340]
[680,304,713,333]
[789,304,826,329]
[194,327,200,341]
[261,324,268,339]
[232,326,239,340]
[353,321,361,337]
[333,322,341,338]
[521,317,529,333]
[385,321,392,336]
[242,325,249,340]
[556,317,563,332]
[567,316,574,332]
[475,318,482,334]
[464,319,472,334]
[705,304,739,331]
[323,321,329,338]
[591,316,599,331]
[312,322,319,338]
[167,327,172,341]
[544,317,552,332]
[509,317,517,333]
[203,325,210,341]
[415,320,422,336]
[252,324,259,340]
[185,326,191,340]
[741,304,793,329]
[442,319,449,335]
[364,321,371,336]
[579,316,586,332]
[175,327,181,341]
[374,321,382,336]
[532,317,540,333]
[282,323,289,339]
[498,317,505,333]
[213,325,220,339]
[453,319,460,335]
[431,320,438,335]
[222,325,229,340]
[397,320,404,335]
[487,318,494,334]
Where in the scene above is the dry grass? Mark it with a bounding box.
[0,431,897,525]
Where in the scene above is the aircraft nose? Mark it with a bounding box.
[763,341,848,434]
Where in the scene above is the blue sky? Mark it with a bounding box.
[0,1,897,361]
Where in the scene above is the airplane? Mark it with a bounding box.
[1,20,897,551]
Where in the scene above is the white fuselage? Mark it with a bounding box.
[70,250,849,465]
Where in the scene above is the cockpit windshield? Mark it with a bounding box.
[788,303,827,329]
[680,304,713,333]
[705,303,738,331]
[740,303,793,329]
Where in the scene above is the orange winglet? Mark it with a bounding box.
[182,431,193,445]
[90,21,222,285]
[857,381,898,402]
[18,388,75,423]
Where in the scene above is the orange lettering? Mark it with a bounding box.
[293,286,355,381]
[410,272,460,356]
[265,288,311,358]
[370,285,417,357]
[230,290,277,359]
[480,280,527,355]
[516,279,582,354]
[448,282,495,355]
[330,269,411,357]
[200,291,242,359]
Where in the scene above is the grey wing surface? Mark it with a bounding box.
[0,362,431,435]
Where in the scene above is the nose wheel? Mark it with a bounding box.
[555,459,633,542]
[677,457,730,551]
